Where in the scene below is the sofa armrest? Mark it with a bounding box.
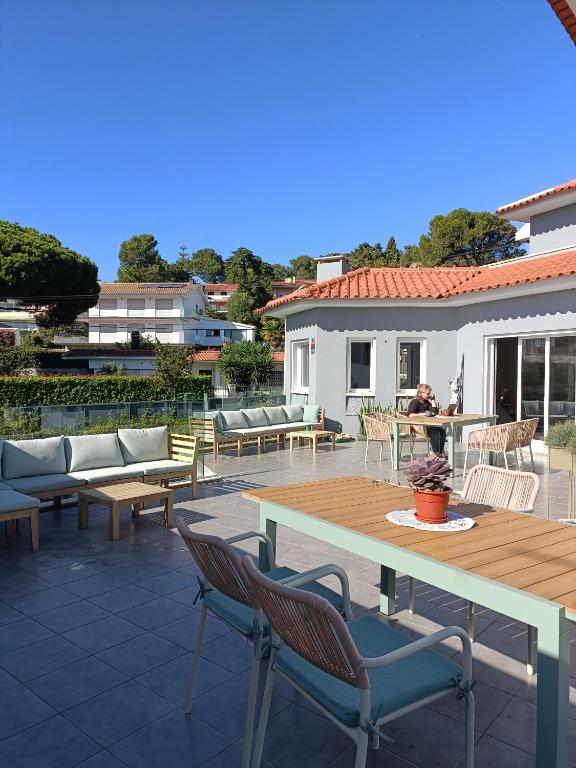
[169,432,199,464]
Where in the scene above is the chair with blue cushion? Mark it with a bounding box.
[243,556,475,768]
[175,517,353,768]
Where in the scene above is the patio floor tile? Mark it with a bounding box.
[0,617,55,654]
[65,680,175,748]
[76,751,128,768]
[89,584,158,614]
[152,612,229,650]
[0,681,56,740]
[0,600,24,626]
[3,586,81,616]
[0,635,89,683]
[96,632,185,677]
[0,715,100,768]
[200,630,255,674]
[62,572,129,599]
[135,652,234,706]
[455,734,534,767]
[117,595,191,630]
[137,569,197,595]
[62,615,145,653]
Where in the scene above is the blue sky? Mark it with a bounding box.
[1,1,574,281]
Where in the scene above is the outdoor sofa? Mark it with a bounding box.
[0,426,198,550]
[191,404,324,459]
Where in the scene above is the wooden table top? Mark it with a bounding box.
[244,476,576,613]
[392,413,496,426]
[80,481,172,503]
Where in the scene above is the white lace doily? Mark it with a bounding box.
[386,508,475,532]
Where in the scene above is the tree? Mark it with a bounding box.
[226,289,258,326]
[347,242,385,271]
[117,234,172,282]
[224,247,273,309]
[383,236,402,266]
[271,263,291,280]
[217,341,274,389]
[154,343,195,398]
[168,245,195,282]
[288,255,316,279]
[0,221,100,324]
[260,317,284,350]
[176,247,224,283]
[405,209,524,267]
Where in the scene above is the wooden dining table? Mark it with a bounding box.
[390,413,498,472]
[244,476,576,768]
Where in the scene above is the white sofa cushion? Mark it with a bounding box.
[0,489,40,513]
[68,466,144,483]
[241,408,268,428]
[282,405,304,423]
[2,436,66,480]
[5,474,83,494]
[219,410,248,431]
[118,426,170,464]
[127,459,195,477]
[66,433,124,472]
[263,407,287,425]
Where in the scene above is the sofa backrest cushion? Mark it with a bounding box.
[2,436,67,480]
[219,410,248,432]
[241,408,268,428]
[282,405,304,423]
[303,404,321,423]
[118,426,170,464]
[263,406,287,425]
[66,433,125,472]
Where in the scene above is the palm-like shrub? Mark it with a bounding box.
[405,455,450,491]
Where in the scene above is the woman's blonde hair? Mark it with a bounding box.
[415,383,432,400]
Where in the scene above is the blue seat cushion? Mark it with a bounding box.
[275,615,462,727]
[204,566,345,637]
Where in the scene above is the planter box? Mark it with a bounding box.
[549,446,574,472]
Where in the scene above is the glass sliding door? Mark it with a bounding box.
[521,338,546,434]
[549,336,576,426]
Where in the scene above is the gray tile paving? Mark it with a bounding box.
[0,442,571,766]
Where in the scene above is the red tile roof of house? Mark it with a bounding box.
[260,249,576,311]
[194,349,284,362]
[496,179,576,215]
[99,282,195,295]
[547,0,576,44]
[202,284,238,291]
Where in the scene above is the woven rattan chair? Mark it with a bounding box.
[463,418,538,476]
[461,465,540,674]
[175,517,353,768]
[243,557,474,768]
[362,413,425,464]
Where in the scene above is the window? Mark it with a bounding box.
[155,298,173,311]
[127,299,145,315]
[100,325,116,337]
[199,369,213,379]
[128,324,145,333]
[398,341,422,392]
[348,340,374,393]
[206,329,221,337]
[155,324,173,340]
[207,292,214,296]
[292,340,310,392]
[99,299,117,311]
[219,291,227,296]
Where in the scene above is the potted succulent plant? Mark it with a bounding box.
[405,454,452,524]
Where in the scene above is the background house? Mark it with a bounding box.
[262,180,576,442]
[202,278,315,316]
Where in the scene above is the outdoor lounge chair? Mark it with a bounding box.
[463,418,538,476]
[243,556,475,768]
[174,517,353,768]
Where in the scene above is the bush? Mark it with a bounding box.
[545,421,576,451]
[0,329,15,348]
[0,374,212,407]
[0,348,41,375]
[217,341,274,388]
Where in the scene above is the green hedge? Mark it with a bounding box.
[0,374,212,407]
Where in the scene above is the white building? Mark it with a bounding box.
[203,279,315,315]
[88,282,255,347]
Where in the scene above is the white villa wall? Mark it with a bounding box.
[529,203,576,255]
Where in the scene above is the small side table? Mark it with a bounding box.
[289,430,336,452]
[78,481,174,541]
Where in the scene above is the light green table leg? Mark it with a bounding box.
[259,509,277,572]
[535,615,571,767]
[446,424,455,474]
[392,421,400,471]
[379,565,396,616]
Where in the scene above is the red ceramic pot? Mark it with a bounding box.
[413,488,451,524]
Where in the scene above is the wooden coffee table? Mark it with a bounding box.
[289,430,336,452]
[78,481,174,541]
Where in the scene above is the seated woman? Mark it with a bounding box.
[407,383,447,457]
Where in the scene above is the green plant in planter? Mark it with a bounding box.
[545,421,576,452]
[357,401,396,435]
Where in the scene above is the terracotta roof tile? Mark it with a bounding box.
[259,250,576,311]
[194,349,284,362]
[496,179,576,215]
[202,284,238,291]
[99,282,195,295]
[547,0,576,44]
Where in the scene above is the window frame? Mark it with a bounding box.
[155,298,173,312]
[396,338,426,396]
[99,299,117,311]
[346,338,375,395]
[291,339,310,394]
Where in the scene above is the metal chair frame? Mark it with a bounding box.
[175,517,353,768]
[243,558,475,768]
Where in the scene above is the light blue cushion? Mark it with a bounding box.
[2,436,66,480]
[282,405,304,423]
[303,405,321,423]
[0,490,40,513]
[241,408,268,428]
[65,433,124,472]
[220,410,248,431]
[276,615,462,727]
[204,566,345,637]
[127,459,195,477]
[263,407,287,425]
[5,474,83,494]
[118,426,169,463]
[68,466,144,483]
